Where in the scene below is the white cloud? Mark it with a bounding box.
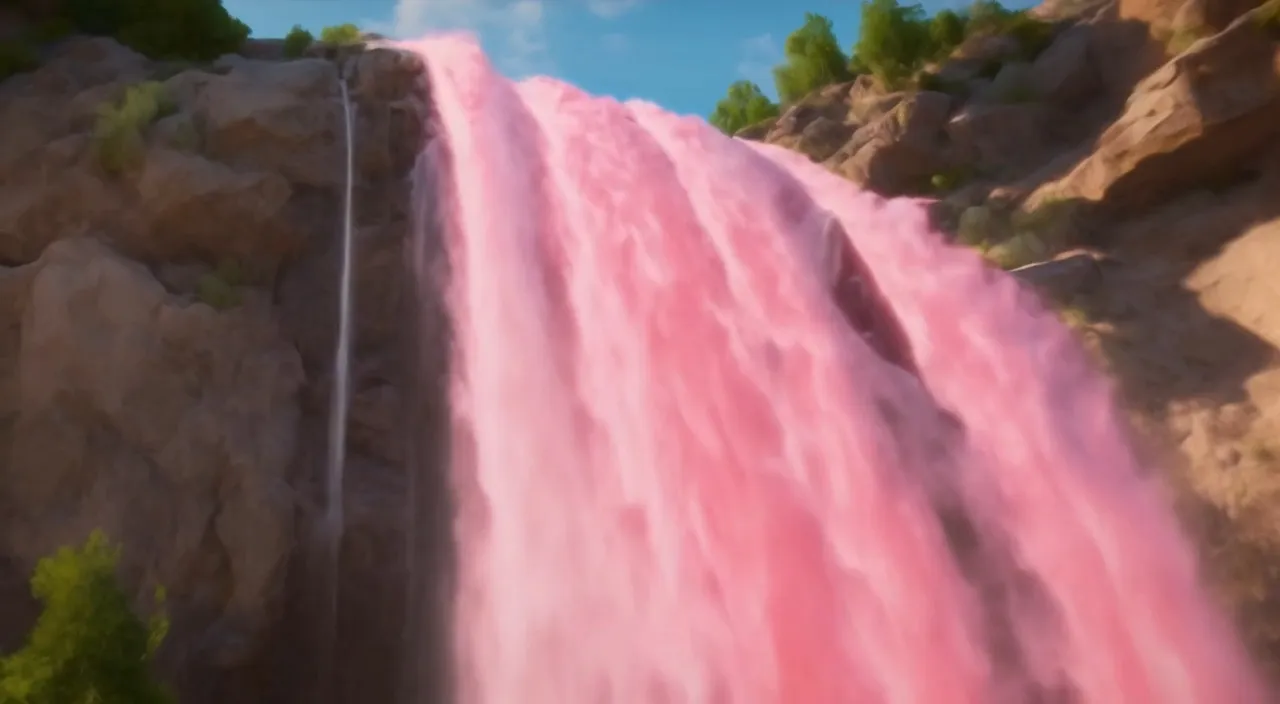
[600,32,629,53]
[391,0,550,75]
[736,33,781,93]
[586,0,642,18]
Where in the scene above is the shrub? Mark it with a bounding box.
[853,0,970,89]
[0,40,39,82]
[853,0,935,87]
[773,13,853,104]
[929,9,968,52]
[0,531,172,704]
[319,23,362,45]
[283,24,314,58]
[93,81,174,173]
[196,259,246,310]
[62,0,250,61]
[709,80,781,135]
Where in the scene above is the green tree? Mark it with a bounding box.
[772,13,853,104]
[966,0,1015,35]
[853,0,936,87]
[319,23,362,45]
[61,0,250,61]
[0,531,172,704]
[709,80,781,135]
[283,24,314,58]
[929,9,968,55]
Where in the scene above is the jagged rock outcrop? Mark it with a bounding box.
[1030,5,1280,213]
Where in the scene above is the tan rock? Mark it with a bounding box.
[133,148,300,263]
[1120,0,1264,32]
[825,91,953,195]
[846,74,903,123]
[193,58,343,188]
[3,236,303,666]
[1034,9,1280,214]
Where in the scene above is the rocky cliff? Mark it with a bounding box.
[748,0,1280,682]
[0,35,446,704]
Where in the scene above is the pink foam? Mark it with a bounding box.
[399,34,1269,704]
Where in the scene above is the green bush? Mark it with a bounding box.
[196,260,246,311]
[58,0,250,61]
[851,0,972,89]
[929,9,967,51]
[709,80,781,135]
[319,23,362,45]
[93,81,174,174]
[283,24,314,58]
[0,531,172,704]
[853,0,933,87]
[0,40,38,82]
[773,13,853,104]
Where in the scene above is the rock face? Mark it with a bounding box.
[0,34,438,704]
[5,237,301,663]
[1033,6,1280,213]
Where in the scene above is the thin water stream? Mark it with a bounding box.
[318,72,357,702]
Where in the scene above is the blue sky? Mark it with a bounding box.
[223,0,1033,117]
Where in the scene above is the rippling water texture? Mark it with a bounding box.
[400,34,1268,704]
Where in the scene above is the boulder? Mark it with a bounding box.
[1033,8,1280,213]
[948,103,1050,174]
[847,74,903,123]
[1030,24,1103,106]
[825,91,954,195]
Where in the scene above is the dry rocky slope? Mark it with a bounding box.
[0,36,449,704]
[0,0,1277,702]
[744,0,1280,683]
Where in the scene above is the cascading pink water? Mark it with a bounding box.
[401,35,1269,704]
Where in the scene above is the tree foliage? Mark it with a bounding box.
[0,531,172,704]
[60,0,250,61]
[319,23,363,45]
[929,9,967,52]
[854,0,930,85]
[853,0,967,87]
[709,81,781,135]
[283,24,315,58]
[772,13,853,104]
